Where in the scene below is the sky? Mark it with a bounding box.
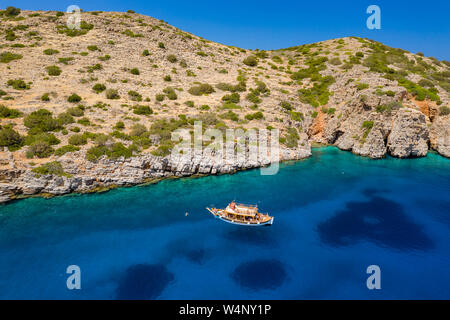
[2,0,449,60]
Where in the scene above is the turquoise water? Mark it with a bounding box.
[0,147,449,299]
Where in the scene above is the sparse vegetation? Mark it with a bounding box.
[0,105,22,118]
[0,52,22,63]
[67,93,82,103]
[7,79,30,90]
[93,83,106,93]
[32,161,71,177]
[106,89,120,99]
[46,65,62,76]
[243,56,258,67]
[188,83,215,96]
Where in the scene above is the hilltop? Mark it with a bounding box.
[0,8,449,202]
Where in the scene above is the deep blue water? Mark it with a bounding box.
[0,147,449,299]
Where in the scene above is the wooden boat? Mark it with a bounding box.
[206,201,274,226]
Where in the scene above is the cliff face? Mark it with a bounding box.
[0,9,449,203]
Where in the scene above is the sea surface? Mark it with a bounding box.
[0,147,449,299]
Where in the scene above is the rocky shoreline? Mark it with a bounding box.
[0,139,313,204]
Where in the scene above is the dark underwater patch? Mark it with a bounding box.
[224,227,277,247]
[115,264,174,300]
[231,259,286,290]
[185,248,206,264]
[317,196,434,251]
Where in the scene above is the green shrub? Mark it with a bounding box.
[4,30,16,41]
[246,92,261,104]
[0,105,22,118]
[221,92,240,103]
[167,54,177,63]
[7,79,29,90]
[68,133,87,145]
[243,56,258,67]
[284,128,300,148]
[86,142,133,161]
[184,100,194,107]
[163,75,172,82]
[98,55,110,61]
[106,89,120,99]
[24,132,60,146]
[418,78,435,88]
[67,93,82,103]
[197,51,207,57]
[357,83,369,90]
[0,126,23,151]
[128,90,142,101]
[151,143,173,157]
[220,111,239,122]
[142,49,150,56]
[155,94,165,102]
[188,83,215,96]
[216,82,246,92]
[0,52,22,63]
[289,111,304,121]
[54,145,80,156]
[130,123,147,136]
[158,42,165,49]
[87,63,102,73]
[5,7,21,17]
[280,101,292,111]
[298,75,335,107]
[255,51,268,59]
[57,112,74,124]
[439,106,450,116]
[43,48,59,55]
[163,87,178,100]
[24,109,61,133]
[92,83,106,93]
[362,120,374,130]
[133,105,153,115]
[27,141,53,158]
[130,68,140,75]
[67,106,84,117]
[87,45,99,51]
[46,65,62,76]
[245,112,264,121]
[77,117,91,126]
[114,121,125,130]
[121,29,143,38]
[41,93,50,101]
[32,161,70,177]
[329,57,342,65]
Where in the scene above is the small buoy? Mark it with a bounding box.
[185,212,189,216]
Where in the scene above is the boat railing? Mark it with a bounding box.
[234,202,258,209]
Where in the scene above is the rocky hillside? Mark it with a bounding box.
[0,8,449,203]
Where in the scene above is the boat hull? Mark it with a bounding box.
[215,215,274,226]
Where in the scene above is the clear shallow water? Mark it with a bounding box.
[0,147,449,299]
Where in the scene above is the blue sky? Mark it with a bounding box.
[3,0,449,60]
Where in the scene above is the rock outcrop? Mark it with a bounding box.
[387,109,429,158]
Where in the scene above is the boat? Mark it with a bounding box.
[206,201,274,226]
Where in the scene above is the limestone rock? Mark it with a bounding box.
[387,109,429,158]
